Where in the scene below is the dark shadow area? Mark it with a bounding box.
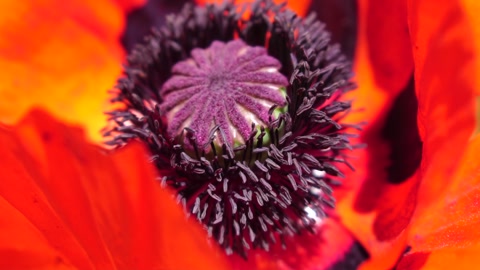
[308,0,358,61]
[122,0,358,60]
[353,74,423,215]
[121,0,193,52]
[381,76,423,184]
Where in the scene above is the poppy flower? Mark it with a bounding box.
[0,0,479,270]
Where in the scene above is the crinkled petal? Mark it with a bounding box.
[408,0,477,207]
[0,0,144,142]
[0,109,229,269]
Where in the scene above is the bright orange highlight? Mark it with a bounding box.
[461,0,480,96]
[196,0,311,18]
[0,0,144,142]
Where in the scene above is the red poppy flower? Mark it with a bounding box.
[0,0,479,269]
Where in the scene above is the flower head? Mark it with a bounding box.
[107,0,356,257]
[1,0,480,269]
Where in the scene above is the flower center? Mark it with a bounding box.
[108,0,357,259]
[160,40,288,149]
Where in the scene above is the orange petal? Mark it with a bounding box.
[398,135,480,268]
[408,245,480,270]
[408,0,477,207]
[460,0,480,95]
[399,246,480,270]
[459,1,480,134]
[409,135,480,252]
[0,109,230,269]
[195,0,311,17]
[0,0,144,142]
[477,97,480,134]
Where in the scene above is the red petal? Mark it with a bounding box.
[371,176,419,240]
[408,0,477,207]
[0,196,74,269]
[0,109,230,269]
[0,0,144,142]
[395,252,429,270]
[365,0,413,92]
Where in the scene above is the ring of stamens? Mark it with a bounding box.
[107,0,356,258]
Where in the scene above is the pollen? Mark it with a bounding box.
[160,39,287,149]
[107,0,357,258]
